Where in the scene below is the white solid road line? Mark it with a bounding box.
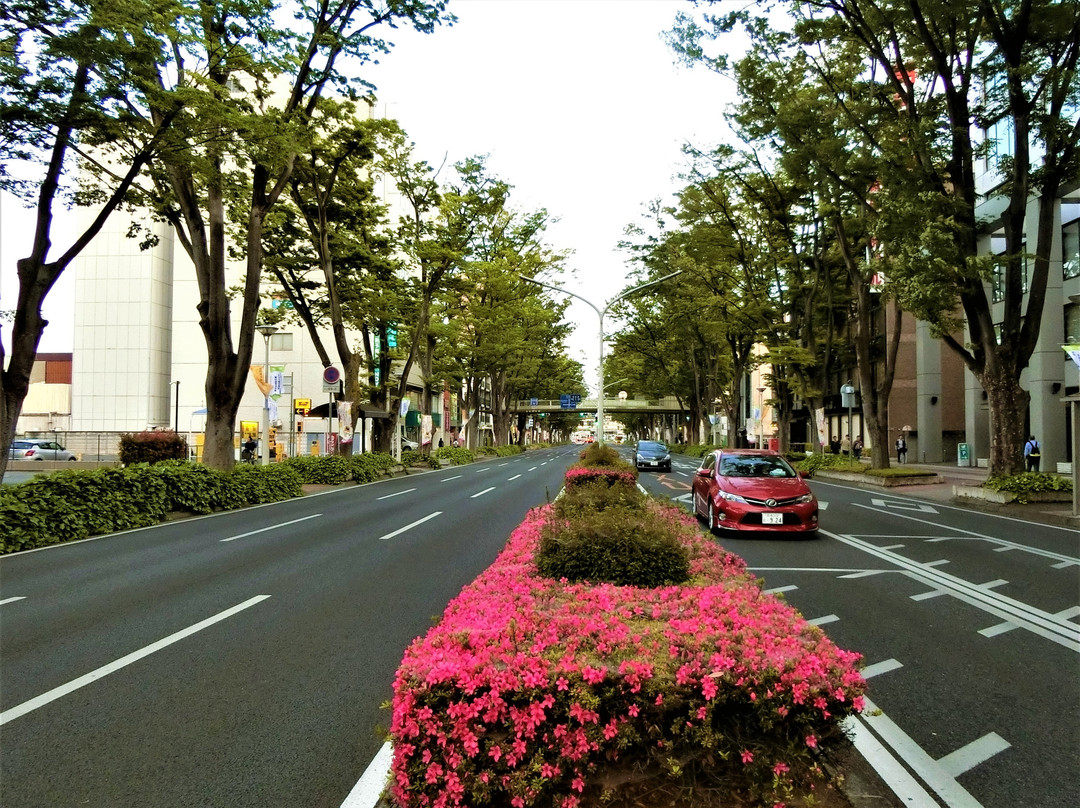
[377,512,442,541]
[341,741,393,808]
[0,595,271,727]
[220,514,322,542]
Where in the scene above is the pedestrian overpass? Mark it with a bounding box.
[510,396,687,415]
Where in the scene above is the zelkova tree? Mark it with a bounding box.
[0,0,185,480]
[127,0,450,469]
[261,105,407,452]
[680,0,1080,474]
[433,200,571,447]
[380,153,520,451]
[730,41,905,467]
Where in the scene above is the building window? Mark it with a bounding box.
[986,115,1014,170]
[270,333,293,352]
[1063,215,1079,281]
[990,232,1028,302]
[1066,304,1080,342]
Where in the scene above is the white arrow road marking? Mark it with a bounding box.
[870,498,939,513]
[0,595,271,726]
[378,512,442,541]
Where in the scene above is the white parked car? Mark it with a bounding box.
[401,437,419,450]
[9,439,78,461]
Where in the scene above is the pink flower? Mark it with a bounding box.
[773,761,790,776]
[805,734,818,748]
[741,750,754,764]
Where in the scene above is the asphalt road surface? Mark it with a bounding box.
[1,447,579,807]
[638,450,1079,808]
[3,446,1077,808]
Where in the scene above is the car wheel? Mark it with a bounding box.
[707,500,720,535]
[692,493,705,522]
[68,456,77,461]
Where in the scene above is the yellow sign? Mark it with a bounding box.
[294,398,312,416]
[240,421,259,441]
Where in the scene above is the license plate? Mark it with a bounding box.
[762,512,783,525]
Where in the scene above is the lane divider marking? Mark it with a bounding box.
[0,596,27,606]
[0,595,271,726]
[378,512,442,541]
[507,475,521,481]
[471,487,496,499]
[221,515,322,543]
[441,475,463,482]
[377,488,416,500]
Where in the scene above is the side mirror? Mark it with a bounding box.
[798,470,809,479]
[695,468,712,477]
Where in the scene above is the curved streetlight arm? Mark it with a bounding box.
[520,270,682,445]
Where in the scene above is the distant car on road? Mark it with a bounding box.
[635,440,671,472]
[691,449,818,537]
[8,439,77,461]
[401,437,419,451]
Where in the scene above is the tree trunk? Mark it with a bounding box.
[983,368,1029,476]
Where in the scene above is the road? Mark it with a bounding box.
[639,451,1080,808]
[3,446,1077,808]
[0,447,579,807]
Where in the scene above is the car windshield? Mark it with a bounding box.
[638,442,666,452]
[719,455,796,478]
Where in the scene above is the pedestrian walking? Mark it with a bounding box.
[853,437,863,461]
[896,435,907,463]
[1024,435,1041,472]
[840,434,851,456]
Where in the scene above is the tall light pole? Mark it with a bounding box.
[520,271,681,445]
[757,386,766,450]
[256,324,279,465]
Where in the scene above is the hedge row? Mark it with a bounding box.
[0,452,401,555]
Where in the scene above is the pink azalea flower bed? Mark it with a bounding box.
[389,502,865,808]
[562,465,638,491]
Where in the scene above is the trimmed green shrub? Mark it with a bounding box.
[350,452,396,482]
[536,504,691,587]
[282,454,352,485]
[0,460,303,554]
[985,471,1072,503]
[118,430,188,465]
[400,449,427,466]
[577,441,623,467]
[552,477,647,519]
[432,446,475,466]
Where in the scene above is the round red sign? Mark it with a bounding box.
[322,366,341,384]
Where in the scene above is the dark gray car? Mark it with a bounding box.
[634,440,671,472]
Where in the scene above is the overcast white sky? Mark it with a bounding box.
[1,0,737,391]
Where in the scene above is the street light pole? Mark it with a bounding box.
[757,386,766,450]
[520,271,682,445]
[256,324,279,465]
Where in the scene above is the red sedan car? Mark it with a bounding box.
[691,449,819,537]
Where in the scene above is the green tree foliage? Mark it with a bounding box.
[675,0,1080,474]
[261,104,407,452]
[0,0,187,481]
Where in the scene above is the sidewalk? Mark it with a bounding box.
[862,460,1079,530]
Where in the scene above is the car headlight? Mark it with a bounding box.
[796,493,815,504]
[719,490,747,504]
